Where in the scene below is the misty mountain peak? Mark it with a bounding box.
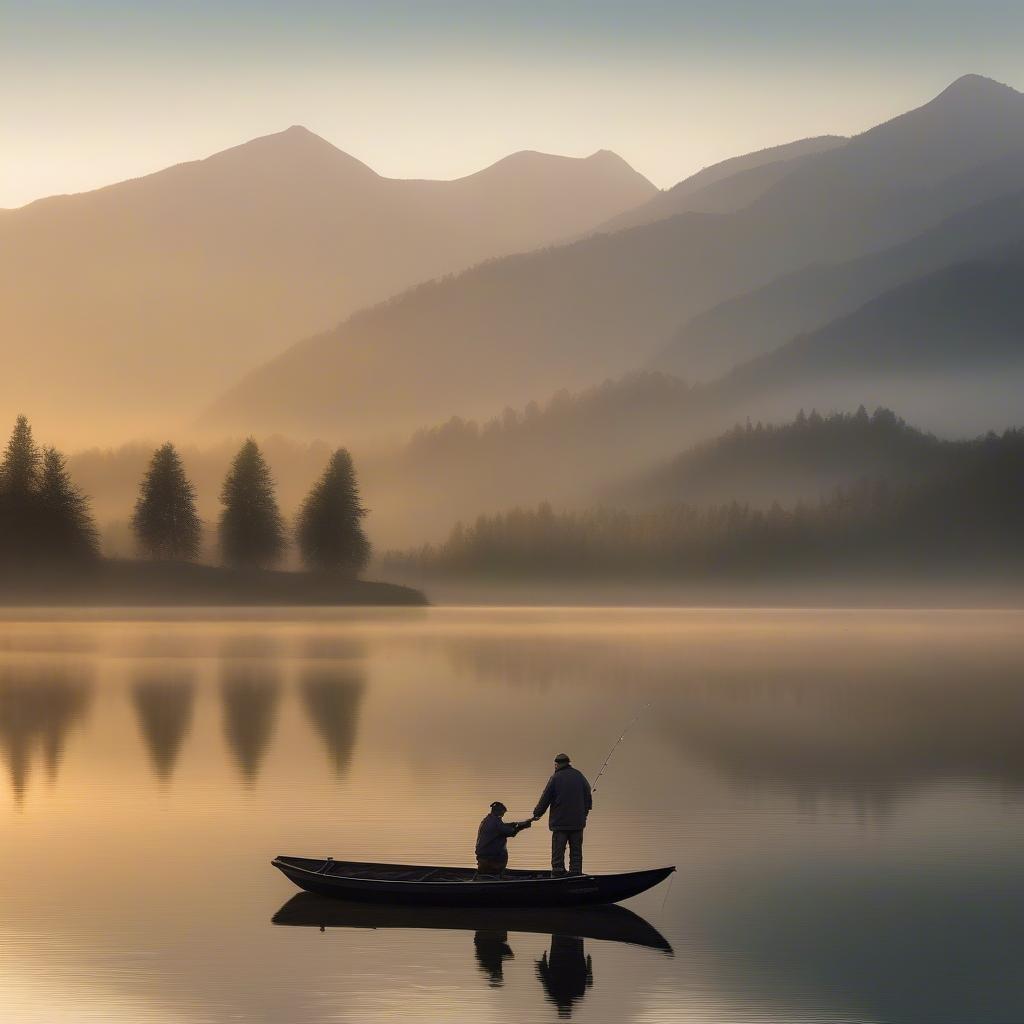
[466,148,654,194]
[482,148,627,171]
[221,125,380,179]
[275,124,342,148]
[829,71,1024,191]
[871,72,1024,138]
[582,148,654,180]
[933,73,1021,105]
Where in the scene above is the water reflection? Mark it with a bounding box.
[655,674,1024,805]
[272,895,673,952]
[474,928,514,985]
[298,641,366,778]
[274,895,670,1017]
[0,662,92,804]
[444,627,1024,804]
[1,610,1022,1024]
[131,667,196,785]
[537,934,593,1017]
[682,845,1024,1024]
[219,638,282,786]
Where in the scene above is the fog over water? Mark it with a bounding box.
[1,607,1022,1023]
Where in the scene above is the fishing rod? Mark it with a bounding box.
[591,702,652,795]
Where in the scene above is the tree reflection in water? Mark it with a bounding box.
[0,662,92,805]
[219,636,282,786]
[298,639,366,779]
[443,625,1024,805]
[131,667,196,785]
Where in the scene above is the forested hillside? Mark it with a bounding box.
[385,429,1024,581]
[610,408,950,508]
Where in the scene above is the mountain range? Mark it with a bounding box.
[0,128,654,438]
[207,74,1024,440]
[10,72,1024,552]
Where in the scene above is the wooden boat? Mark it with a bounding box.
[272,892,674,953]
[272,856,675,908]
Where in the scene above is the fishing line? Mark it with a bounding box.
[591,702,652,795]
[660,868,676,915]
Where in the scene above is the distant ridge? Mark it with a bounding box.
[706,243,1024,436]
[600,135,847,231]
[656,183,1024,381]
[15,124,381,208]
[0,129,655,437]
[816,73,1024,188]
[208,75,1024,440]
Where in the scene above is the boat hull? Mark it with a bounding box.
[272,857,674,908]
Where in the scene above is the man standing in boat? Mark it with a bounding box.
[532,752,593,875]
[475,800,533,876]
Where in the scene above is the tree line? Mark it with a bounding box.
[623,406,952,507]
[0,416,98,567]
[0,417,369,575]
[407,372,694,460]
[385,429,1024,580]
[654,406,945,487]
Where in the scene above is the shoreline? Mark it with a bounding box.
[382,574,1024,609]
[0,559,428,607]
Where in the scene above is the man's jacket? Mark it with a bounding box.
[475,813,521,859]
[533,764,593,831]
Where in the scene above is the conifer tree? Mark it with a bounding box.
[218,439,285,569]
[0,415,43,561]
[1,415,41,496]
[296,449,370,575]
[132,443,202,560]
[37,448,99,562]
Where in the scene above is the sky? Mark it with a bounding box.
[3,0,1024,207]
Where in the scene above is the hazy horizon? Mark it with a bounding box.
[5,1,1024,208]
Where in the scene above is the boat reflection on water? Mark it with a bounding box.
[273,894,672,1017]
[272,893,674,952]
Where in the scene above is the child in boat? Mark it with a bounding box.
[475,801,533,876]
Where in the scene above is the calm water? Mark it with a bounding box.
[1,607,1023,1023]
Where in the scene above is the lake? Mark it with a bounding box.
[1,606,1023,1023]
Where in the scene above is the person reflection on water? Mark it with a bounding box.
[532,753,593,875]
[473,929,514,986]
[537,934,594,1018]
[475,800,533,877]
[475,929,594,1017]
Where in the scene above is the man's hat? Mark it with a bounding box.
[490,800,507,811]
[554,752,571,763]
